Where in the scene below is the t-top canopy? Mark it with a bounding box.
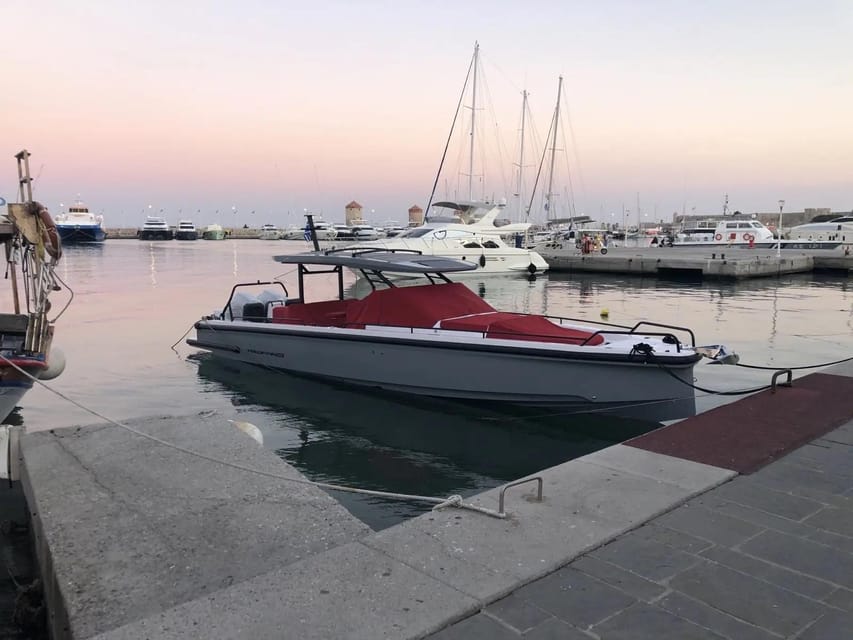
[272,248,478,273]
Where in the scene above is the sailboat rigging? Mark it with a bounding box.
[526,76,577,226]
[425,42,480,219]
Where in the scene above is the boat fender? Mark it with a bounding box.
[527,263,537,274]
[228,419,264,445]
[479,254,486,267]
[31,202,63,261]
[39,347,66,381]
[714,233,722,241]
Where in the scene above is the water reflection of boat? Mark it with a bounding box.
[193,354,657,529]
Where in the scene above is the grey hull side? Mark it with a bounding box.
[192,325,697,422]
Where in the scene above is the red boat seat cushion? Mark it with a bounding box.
[271,299,354,327]
[345,282,495,328]
[440,312,605,346]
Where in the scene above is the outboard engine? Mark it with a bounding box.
[227,292,260,321]
[241,302,266,322]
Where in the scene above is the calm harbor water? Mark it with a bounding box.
[12,240,853,529]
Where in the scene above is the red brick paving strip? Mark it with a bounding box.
[626,372,853,474]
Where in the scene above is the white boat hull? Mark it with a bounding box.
[192,322,698,422]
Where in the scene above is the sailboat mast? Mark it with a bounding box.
[545,76,563,221]
[515,89,528,221]
[636,192,641,231]
[467,42,479,202]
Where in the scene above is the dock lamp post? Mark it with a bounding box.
[777,199,785,258]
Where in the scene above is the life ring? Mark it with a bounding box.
[31,202,62,260]
[714,233,722,241]
[743,233,753,242]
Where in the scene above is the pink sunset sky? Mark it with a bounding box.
[3,0,852,228]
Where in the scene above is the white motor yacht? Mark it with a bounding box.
[783,216,853,252]
[138,216,173,241]
[337,201,548,278]
[175,219,198,241]
[259,224,282,240]
[282,217,336,241]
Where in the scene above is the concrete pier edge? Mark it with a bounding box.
[12,360,853,639]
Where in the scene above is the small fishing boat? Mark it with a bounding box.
[0,151,67,421]
[54,198,106,243]
[202,223,227,240]
[187,247,736,422]
[138,216,173,240]
[174,219,199,241]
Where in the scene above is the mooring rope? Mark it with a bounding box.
[0,354,508,519]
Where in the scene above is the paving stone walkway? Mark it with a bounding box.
[428,420,853,639]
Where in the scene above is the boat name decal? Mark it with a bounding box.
[247,348,285,358]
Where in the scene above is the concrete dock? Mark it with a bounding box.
[3,363,852,638]
[541,246,853,278]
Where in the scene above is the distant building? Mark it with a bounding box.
[408,204,424,226]
[345,200,363,225]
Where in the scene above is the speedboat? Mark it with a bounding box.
[187,248,735,422]
[1,152,67,420]
[54,198,106,243]
[138,216,173,240]
[175,219,199,241]
[341,201,548,278]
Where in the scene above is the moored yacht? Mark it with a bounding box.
[783,216,853,252]
[329,222,381,242]
[137,216,173,240]
[340,201,548,278]
[187,248,738,422]
[281,217,336,241]
[202,223,227,240]
[54,198,106,243]
[175,219,199,241]
[259,224,281,240]
[668,218,775,248]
